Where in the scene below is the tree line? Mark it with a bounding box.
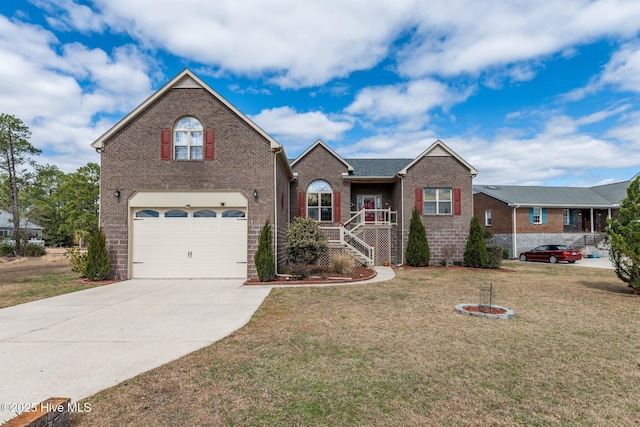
[0,113,98,250]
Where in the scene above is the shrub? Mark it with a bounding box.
[286,217,328,265]
[84,228,111,281]
[66,247,87,273]
[486,244,504,269]
[464,216,489,268]
[20,244,46,257]
[255,220,276,282]
[0,244,15,256]
[288,262,311,280]
[330,253,355,275]
[405,208,430,267]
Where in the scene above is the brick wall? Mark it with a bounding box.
[100,87,277,279]
[402,156,474,266]
[290,145,350,224]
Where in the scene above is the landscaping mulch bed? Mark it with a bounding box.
[245,266,375,285]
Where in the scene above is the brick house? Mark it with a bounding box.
[92,69,477,280]
[473,179,632,257]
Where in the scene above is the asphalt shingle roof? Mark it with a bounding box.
[343,158,413,177]
[474,181,631,208]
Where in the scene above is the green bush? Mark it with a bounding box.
[255,220,276,282]
[464,216,489,268]
[486,244,504,269]
[286,217,328,265]
[330,253,355,275]
[0,243,15,256]
[20,244,46,257]
[288,262,311,279]
[84,228,111,281]
[405,208,430,267]
[66,247,87,273]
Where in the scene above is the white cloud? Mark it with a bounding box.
[88,0,417,88]
[345,79,473,127]
[251,107,353,151]
[0,14,154,171]
[33,0,106,33]
[398,0,640,79]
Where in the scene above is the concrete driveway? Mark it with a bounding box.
[0,279,271,422]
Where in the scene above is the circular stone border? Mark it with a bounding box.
[454,303,516,320]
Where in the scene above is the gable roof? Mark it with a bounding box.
[399,139,478,177]
[0,210,43,230]
[474,181,630,208]
[344,158,413,178]
[290,139,354,172]
[91,68,293,179]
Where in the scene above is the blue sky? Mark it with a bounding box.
[1,0,639,186]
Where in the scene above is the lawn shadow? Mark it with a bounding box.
[577,279,633,295]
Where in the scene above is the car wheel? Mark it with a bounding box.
[549,255,558,264]
[519,254,527,262]
[568,260,576,264]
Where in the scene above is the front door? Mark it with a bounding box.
[358,195,381,222]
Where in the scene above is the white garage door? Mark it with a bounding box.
[131,207,247,279]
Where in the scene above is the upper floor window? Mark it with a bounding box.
[307,180,333,222]
[423,188,452,215]
[174,117,203,160]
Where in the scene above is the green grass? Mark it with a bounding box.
[72,261,640,426]
[0,258,98,308]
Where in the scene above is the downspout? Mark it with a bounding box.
[400,174,405,265]
[273,146,283,273]
[512,205,519,259]
[590,208,594,234]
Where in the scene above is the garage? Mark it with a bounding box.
[129,191,248,279]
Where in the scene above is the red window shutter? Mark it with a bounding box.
[415,188,423,214]
[333,192,341,223]
[161,129,171,160]
[204,130,215,160]
[298,192,306,217]
[453,188,462,215]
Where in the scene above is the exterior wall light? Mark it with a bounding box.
[253,189,258,199]
[114,190,121,199]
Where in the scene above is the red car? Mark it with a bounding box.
[519,245,582,264]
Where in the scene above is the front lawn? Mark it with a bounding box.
[72,261,640,426]
[0,255,97,308]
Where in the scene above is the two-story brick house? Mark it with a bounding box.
[93,69,477,280]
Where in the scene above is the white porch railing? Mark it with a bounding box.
[323,226,375,266]
[346,209,397,229]
[321,209,396,266]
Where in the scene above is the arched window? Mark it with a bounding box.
[193,209,217,218]
[307,180,333,222]
[135,209,159,218]
[222,209,246,218]
[174,117,203,160]
[164,209,188,218]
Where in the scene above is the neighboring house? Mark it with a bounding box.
[92,69,477,280]
[0,209,44,240]
[473,178,632,257]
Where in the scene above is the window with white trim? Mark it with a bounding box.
[485,210,492,226]
[307,180,333,222]
[563,209,570,225]
[532,207,542,224]
[174,117,203,160]
[423,188,452,215]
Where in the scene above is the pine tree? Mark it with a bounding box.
[464,216,489,268]
[607,176,640,293]
[405,208,430,266]
[84,228,111,281]
[255,219,276,282]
